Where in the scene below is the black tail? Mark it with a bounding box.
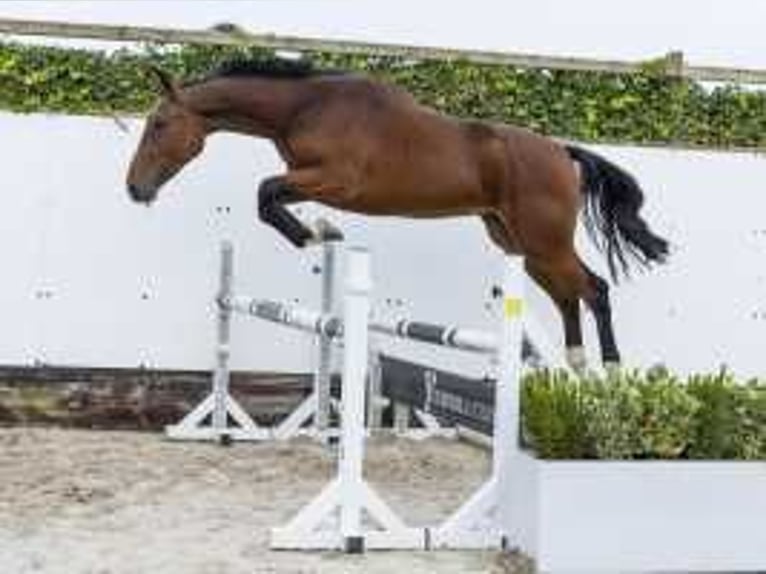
[566,144,669,280]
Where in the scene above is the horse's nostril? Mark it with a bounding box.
[127,184,149,203]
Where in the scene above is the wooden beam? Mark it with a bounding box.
[2,17,766,84]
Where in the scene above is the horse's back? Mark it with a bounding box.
[288,76,489,212]
[285,75,576,218]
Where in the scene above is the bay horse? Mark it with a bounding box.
[126,58,669,372]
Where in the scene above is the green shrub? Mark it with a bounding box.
[521,370,590,459]
[686,371,742,459]
[734,382,766,459]
[580,372,643,459]
[521,369,765,460]
[634,369,699,458]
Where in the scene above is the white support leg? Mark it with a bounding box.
[272,392,318,440]
[165,392,271,441]
[431,256,525,549]
[271,247,423,552]
[431,477,502,548]
[404,409,455,441]
[270,478,422,550]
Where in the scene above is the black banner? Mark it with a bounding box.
[378,354,496,435]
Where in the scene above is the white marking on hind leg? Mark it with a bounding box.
[566,346,587,375]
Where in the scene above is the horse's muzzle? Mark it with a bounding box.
[127,184,155,205]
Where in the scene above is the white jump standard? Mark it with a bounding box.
[165,241,269,442]
[166,219,559,443]
[271,248,423,552]
[166,237,342,442]
[271,249,527,552]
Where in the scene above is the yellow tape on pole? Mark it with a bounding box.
[503,297,523,318]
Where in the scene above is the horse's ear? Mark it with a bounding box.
[148,65,180,101]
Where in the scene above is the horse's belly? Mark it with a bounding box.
[326,181,487,217]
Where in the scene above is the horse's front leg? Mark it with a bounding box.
[257,176,342,248]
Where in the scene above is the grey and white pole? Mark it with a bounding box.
[212,240,234,435]
[315,238,338,435]
[166,241,269,442]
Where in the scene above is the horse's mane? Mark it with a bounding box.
[206,57,340,80]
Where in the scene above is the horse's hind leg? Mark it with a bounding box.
[579,262,621,368]
[481,212,519,254]
[525,255,622,372]
[485,203,624,371]
[481,214,539,362]
[524,256,590,373]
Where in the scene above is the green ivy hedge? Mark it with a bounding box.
[522,368,766,460]
[2,41,766,148]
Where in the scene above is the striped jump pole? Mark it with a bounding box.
[224,294,342,339]
[370,312,568,366]
[369,318,496,355]
[224,294,498,354]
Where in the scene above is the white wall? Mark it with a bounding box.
[0,113,324,371]
[582,147,766,378]
[1,112,765,378]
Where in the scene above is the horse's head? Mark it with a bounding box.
[126,67,208,204]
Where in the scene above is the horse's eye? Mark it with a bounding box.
[153,120,167,132]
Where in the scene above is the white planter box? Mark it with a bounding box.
[511,451,766,573]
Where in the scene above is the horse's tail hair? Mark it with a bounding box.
[566,144,669,280]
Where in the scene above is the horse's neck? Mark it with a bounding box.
[185,78,305,139]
